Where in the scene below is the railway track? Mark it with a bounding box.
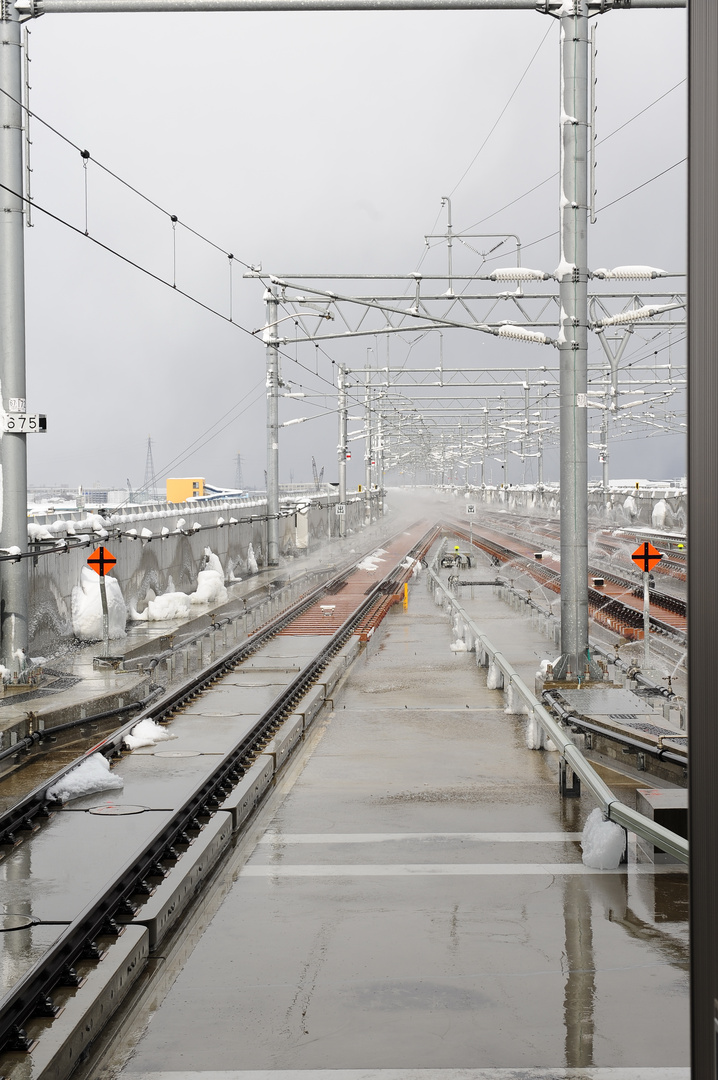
[447,517,686,643]
[476,508,687,584]
[0,521,438,1073]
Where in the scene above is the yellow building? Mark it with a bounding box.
[166,477,205,502]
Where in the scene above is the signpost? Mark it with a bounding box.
[335,503,345,517]
[631,542,663,669]
[466,502,476,551]
[87,546,116,658]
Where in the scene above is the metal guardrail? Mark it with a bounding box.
[428,564,689,865]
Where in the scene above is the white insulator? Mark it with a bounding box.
[490,267,550,282]
[592,265,667,280]
[497,325,548,344]
[597,305,672,327]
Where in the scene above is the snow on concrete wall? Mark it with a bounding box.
[27,494,369,652]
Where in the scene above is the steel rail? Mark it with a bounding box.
[448,520,686,640]
[0,524,437,1053]
[0,526,412,844]
[542,690,686,767]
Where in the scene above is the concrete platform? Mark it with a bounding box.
[116,562,688,1077]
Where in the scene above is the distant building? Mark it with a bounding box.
[167,477,205,502]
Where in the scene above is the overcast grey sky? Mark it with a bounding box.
[21,5,686,491]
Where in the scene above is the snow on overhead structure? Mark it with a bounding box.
[497,325,549,345]
[592,265,667,280]
[596,304,675,327]
[490,267,551,282]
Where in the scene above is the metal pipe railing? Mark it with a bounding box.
[428,564,688,864]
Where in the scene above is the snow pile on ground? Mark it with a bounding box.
[541,550,559,561]
[124,718,177,750]
[247,543,258,574]
[450,639,468,652]
[132,588,192,622]
[358,548,387,573]
[72,566,127,641]
[581,807,626,869]
[48,753,123,803]
[190,548,228,605]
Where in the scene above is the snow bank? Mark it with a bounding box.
[72,566,127,641]
[124,717,177,750]
[652,499,670,529]
[132,589,192,622]
[190,548,228,606]
[581,807,626,869]
[450,639,468,652]
[247,543,258,575]
[48,753,123,803]
[623,495,638,521]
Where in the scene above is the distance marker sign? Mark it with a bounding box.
[87,546,117,576]
[631,541,663,573]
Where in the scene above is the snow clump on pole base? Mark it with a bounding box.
[581,807,626,869]
[72,566,127,641]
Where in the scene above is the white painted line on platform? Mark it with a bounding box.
[241,863,682,877]
[259,832,584,843]
[128,1067,690,1079]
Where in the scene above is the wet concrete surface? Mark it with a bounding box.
[117,555,689,1078]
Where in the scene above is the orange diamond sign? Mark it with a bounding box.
[631,541,663,573]
[87,546,117,576]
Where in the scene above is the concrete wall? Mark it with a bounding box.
[463,485,687,532]
[26,492,371,654]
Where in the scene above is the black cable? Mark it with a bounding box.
[0,84,255,270]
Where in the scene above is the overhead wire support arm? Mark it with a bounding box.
[13,0,686,13]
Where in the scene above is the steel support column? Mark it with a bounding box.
[688,0,718,1074]
[554,0,597,682]
[337,363,347,536]
[0,4,28,673]
[265,288,280,565]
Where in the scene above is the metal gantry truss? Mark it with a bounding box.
[0,0,685,684]
[252,265,685,521]
[247,270,686,347]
